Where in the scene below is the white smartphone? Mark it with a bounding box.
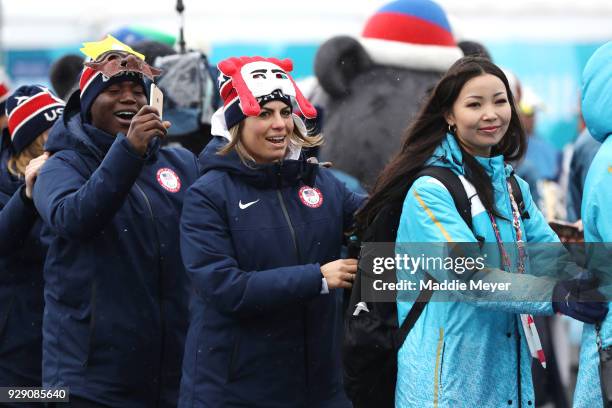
[149,83,164,119]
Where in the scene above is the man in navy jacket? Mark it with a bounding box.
[33,38,199,407]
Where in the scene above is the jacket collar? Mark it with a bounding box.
[427,133,513,180]
[200,136,318,189]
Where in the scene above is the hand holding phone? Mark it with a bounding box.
[149,83,164,119]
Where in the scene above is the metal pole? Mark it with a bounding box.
[176,0,186,54]
[0,0,4,66]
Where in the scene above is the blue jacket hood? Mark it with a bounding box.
[199,136,319,189]
[582,41,612,143]
[45,90,101,156]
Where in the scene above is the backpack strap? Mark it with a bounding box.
[508,173,530,219]
[415,166,473,230]
[392,167,473,349]
[393,273,435,350]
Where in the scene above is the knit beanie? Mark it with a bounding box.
[79,68,148,121]
[359,0,462,72]
[5,85,65,153]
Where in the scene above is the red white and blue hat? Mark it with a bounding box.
[216,56,317,131]
[78,66,147,121]
[359,0,462,72]
[77,35,159,121]
[6,85,65,153]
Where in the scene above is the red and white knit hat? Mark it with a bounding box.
[359,0,462,72]
[217,56,317,130]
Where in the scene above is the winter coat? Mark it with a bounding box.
[574,41,612,408]
[179,136,365,407]
[32,95,199,407]
[517,135,561,182]
[395,133,560,407]
[566,128,601,222]
[0,141,45,395]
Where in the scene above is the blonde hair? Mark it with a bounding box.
[7,133,47,178]
[217,117,323,166]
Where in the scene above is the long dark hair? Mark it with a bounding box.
[356,56,526,227]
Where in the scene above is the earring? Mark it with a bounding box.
[448,124,456,134]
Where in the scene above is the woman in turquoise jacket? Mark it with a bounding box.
[574,41,612,408]
[357,56,608,407]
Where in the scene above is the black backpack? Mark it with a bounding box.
[342,166,527,408]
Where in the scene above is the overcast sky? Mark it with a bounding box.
[2,0,612,48]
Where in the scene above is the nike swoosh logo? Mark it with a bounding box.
[239,199,260,210]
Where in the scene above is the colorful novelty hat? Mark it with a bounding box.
[217,56,317,130]
[78,35,161,120]
[359,0,462,72]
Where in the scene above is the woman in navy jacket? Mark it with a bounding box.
[0,85,63,402]
[179,56,365,407]
[32,39,199,407]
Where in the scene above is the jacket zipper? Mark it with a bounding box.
[134,181,165,408]
[84,281,97,367]
[516,317,522,408]
[275,188,309,394]
[433,328,445,407]
[276,189,301,263]
[503,177,522,408]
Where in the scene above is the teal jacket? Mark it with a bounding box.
[395,134,559,407]
[574,41,612,408]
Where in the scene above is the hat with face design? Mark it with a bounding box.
[216,56,317,130]
[78,35,162,121]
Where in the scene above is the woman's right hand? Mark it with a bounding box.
[25,152,50,199]
[321,259,358,289]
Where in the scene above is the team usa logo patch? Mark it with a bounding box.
[298,186,323,208]
[156,168,181,193]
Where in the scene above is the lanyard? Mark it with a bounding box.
[487,181,527,274]
[487,180,547,368]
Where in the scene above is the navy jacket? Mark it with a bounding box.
[179,137,365,407]
[32,96,199,407]
[0,139,45,395]
[566,128,601,222]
